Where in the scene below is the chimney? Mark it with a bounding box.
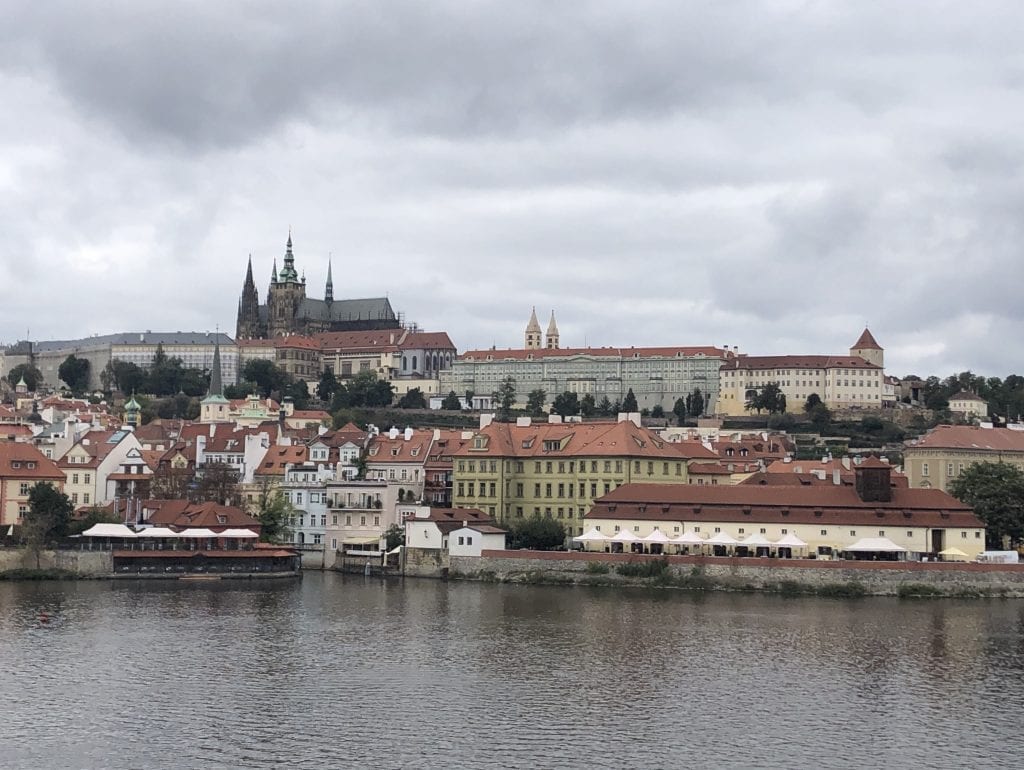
[832,469,841,486]
[478,414,493,430]
[855,456,893,502]
[404,427,413,441]
[389,427,399,440]
[516,416,532,427]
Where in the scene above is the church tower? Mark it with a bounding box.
[267,232,307,337]
[850,328,884,368]
[545,311,560,349]
[235,255,263,340]
[525,307,542,350]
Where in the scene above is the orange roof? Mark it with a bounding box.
[460,346,725,362]
[289,410,330,421]
[721,355,880,371]
[146,500,260,530]
[367,431,433,463]
[315,330,404,352]
[949,391,987,403]
[274,335,320,351]
[909,425,1024,452]
[852,328,883,350]
[256,445,308,475]
[0,443,65,480]
[451,420,690,460]
[399,331,455,350]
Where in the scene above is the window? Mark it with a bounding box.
[374,516,380,526]
[781,529,788,535]
[961,531,968,539]
[850,530,856,536]
[71,493,78,504]
[72,473,79,485]
[321,515,326,527]
[332,515,338,525]
[738,528,745,534]
[331,538,337,550]
[467,536,473,545]
[922,463,929,477]
[820,529,827,536]
[346,515,351,525]
[19,483,29,496]
[878,530,885,537]
[906,531,913,538]
[458,536,465,545]
[360,516,366,525]
[760,528,766,534]
[83,494,90,504]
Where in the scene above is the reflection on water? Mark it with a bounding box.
[0,575,1022,769]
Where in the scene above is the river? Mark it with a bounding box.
[0,573,1022,769]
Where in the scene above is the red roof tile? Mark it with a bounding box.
[852,328,883,350]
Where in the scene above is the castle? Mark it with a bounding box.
[235,233,401,340]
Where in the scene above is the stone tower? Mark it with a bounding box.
[267,232,307,337]
[235,254,263,340]
[525,307,542,350]
[850,328,884,368]
[545,311,560,349]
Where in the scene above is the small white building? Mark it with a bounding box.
[448,524,507,556]
[948,391,988,420]
[402,506,503,553]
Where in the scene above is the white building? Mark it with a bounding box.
[282,462,333,547]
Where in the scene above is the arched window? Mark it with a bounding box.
[412,355,417,370]
[402,356,407,370]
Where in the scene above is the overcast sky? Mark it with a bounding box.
[3,1,1023,378]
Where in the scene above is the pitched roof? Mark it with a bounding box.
[399,331,456,350]
[366,430,433,463]
[274,335,320,351]
[256,445,308,476]
[909,425,1024,452]
[409,507,494,534]
[949,391,987,403]
[314,329,405,352]
[460,346,725,362]
[852,328,882,350]
[147,500,259,530]
[721,355,880,371]
[0,443,65,479]
[451,420,691,460]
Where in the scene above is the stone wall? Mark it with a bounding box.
[403,547,449,578]
[442,551,1024,598]
[0,548,112,576]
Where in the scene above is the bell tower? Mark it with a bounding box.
[267,231,307,337]
[525,307,542,350]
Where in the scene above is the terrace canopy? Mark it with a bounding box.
[706,532,740,546]
[573,528,611,543]
[938,547,969,561]
[739,533,774,547]
[642,530,672,544]
[219,528,259,539]
[610,530,639,543]
[847,537,906,552]
[137,527,180,538]
[179,528,219,539]
[82,523,137,538]
[671,531,706,545]
[775,533,809,548]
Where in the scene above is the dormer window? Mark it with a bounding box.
[217,515,227,524]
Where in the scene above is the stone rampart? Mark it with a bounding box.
[0,548,112,577]
[442,551,1024,598]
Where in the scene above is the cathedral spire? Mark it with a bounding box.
[208,338,223,397]
[244,254,255,289]
[278,230,299,282]
[271,258,278,283]
[325,257,334,303]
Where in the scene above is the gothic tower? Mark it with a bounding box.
[235,254,263,340]
[525,307,542,350]
[325,258,334,305]
[267,232,307,337]
[545,310,560,349]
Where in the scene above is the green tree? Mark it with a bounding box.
[949,461,1024,548]
[179,367,210,397]
[441,390,462,411]
[507,514,566,550]
[673,397,687,425]
[192,462,242,506]
[526,389,547,417]
[317,367,340,403]
[551,391,580,418]
[6,364,43,392]
[804,393,823,412]
[622,388,639,413]
[67,505,121,536]
[651,404,665,418]
[747,382,786,415]
[255,484,295,544]
[580,393,596,417]
[492,376,517,422]
[687,388,704,417]
[285,380,311,411]
[339,370,393,408]
[105,360,147,395]
[398,387,428,409]
[808,402,832,429]
[384,523,405,551]
[22,482,74,567]
[597,396,613,417]
[58,355,91,393]
[242,359,291,398]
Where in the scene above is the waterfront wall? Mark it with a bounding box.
[0,549,112,577]
[443,551,1024,598]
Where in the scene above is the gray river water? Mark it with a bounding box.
[0,573,1022,769]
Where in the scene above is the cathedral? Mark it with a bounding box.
[235,233,402,339]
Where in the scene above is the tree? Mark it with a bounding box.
[950,462,1024,548]
[150,463,195,500]
[673,397,687,425]
[597,396,613,417]
[255,484,295,544]
[650,404,665,419]
[58,355,90,393]
[804,393,823,412]
[507,514,566,550]
[317,367,340,403]
[104,360,146,395]
[492,376,517,422]
[6,364,43,392]
[384,523,405,551]
[21,482,74,568]
[622,388,639,413]
[192,462,242,506]
[687,388,704,417]
[526,389,547,417]
[398,387,428,409]
[580,393,596,417]
[242,359,291,398]
[441,390,462,411]
[67,505,121,536]
[338,370,393,408]
[285,380,311,411]
[747,382,786,415]
[551,391,580,418]
[465,390,475,410]
[808,402,832,429]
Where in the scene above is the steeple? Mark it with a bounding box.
[325,258,334,304]
[545,310,560,350]
[850,327,884,369]
[236,253,262,340]
[244,254,255,292]
[271,258,278,284]
[208,338,223,398]
[278,231,299,283]
[525,307,542,350]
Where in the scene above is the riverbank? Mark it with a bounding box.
[435,550,1024,598]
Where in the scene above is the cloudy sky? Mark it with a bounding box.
[2,1,1022,377]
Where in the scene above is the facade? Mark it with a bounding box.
[273,335,322,382]
[364,427,432,500]
[235,234,401,339]
[585,461,985,559]
[323,479,397,562]
[281,463,333,546]
[316,329,456,397]
[904,424,1024,492]
[0,443,65,526]
[57,428,142,508]
[948,392,988,420]
[450,416,723,535]
[718,329,886,416]
[402,506,495,552]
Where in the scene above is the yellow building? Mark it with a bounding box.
[450,416,720,535]
[948,391,988,420]
[585,460,986,558]
[904,424,1024,492]
[0,443,65,525]
[718,329,885,416]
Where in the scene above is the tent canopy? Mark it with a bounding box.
[219,528,259,539]
[82,523,137,538]
[610,530,639,542]
[672,531,705,545]
[847,537,906,553]
[137,527,180,538]
[179,528,219,538]
[938,547,969,559]
[573,528,611,543]
[642,530,671,543]
[775,533,808,548]
[739,532,774,547]
[706,532,740,546]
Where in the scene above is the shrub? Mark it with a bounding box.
[897,583,944,599]
[585,561,611,575]
[816,582,867,598]
[616,557,670,578]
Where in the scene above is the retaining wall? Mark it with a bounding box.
[443,550,1024,597]
[0,549,112,577]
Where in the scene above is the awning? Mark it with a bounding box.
[573,527,611,543]
[179,528,219,538]
[82,523,137,538]
[775,533,809,548]
[672,531,705,545]
[739,532,774,547]
[610,530,639,542]
[706,532,740,546]
[219,528,259,539]
[642,530,671,544]
[938,546,969,560]
[342,536,381,545]
[137,527,181,538]
[846,537,906,552]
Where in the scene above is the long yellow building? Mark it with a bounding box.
[450,417,720,535]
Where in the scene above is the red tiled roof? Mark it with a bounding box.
[721,355,880,371]
[451,420,690,460]
[289,410,330,421]
[0,443,65,480]
[315,330,404,352]
[909,425,1024,452]
[687,462,735,475]
[256,445,308,475]
[399,331,455,350]
[852,328,883,350]
[147,500,260,530]
[460,346,725,361]
[274,335,320,351]
[367,431,433,463]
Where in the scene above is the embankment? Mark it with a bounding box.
[441,551,1024,598]
[0,549,112,579]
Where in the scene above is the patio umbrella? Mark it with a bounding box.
[573,528,611,543]
[938,546,969,561]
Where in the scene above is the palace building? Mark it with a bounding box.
[235,233,401,340]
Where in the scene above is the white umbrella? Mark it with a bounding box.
[179,528,219,538]
[219,528,259,539]
[739,532,774,547]
[610,529,639,542]
[706,531,740,546]
[82,523,137,538]
[671,531,706,545]
[774,533,808,548]
[573,527,611,543]
[938,546,969,561]
[642,530,672,544]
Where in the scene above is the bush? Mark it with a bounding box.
[616,557,670,578]
[507,515,566,550]
[585,561,611,574]
[897,583,944,599]
[816,582,867,598]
